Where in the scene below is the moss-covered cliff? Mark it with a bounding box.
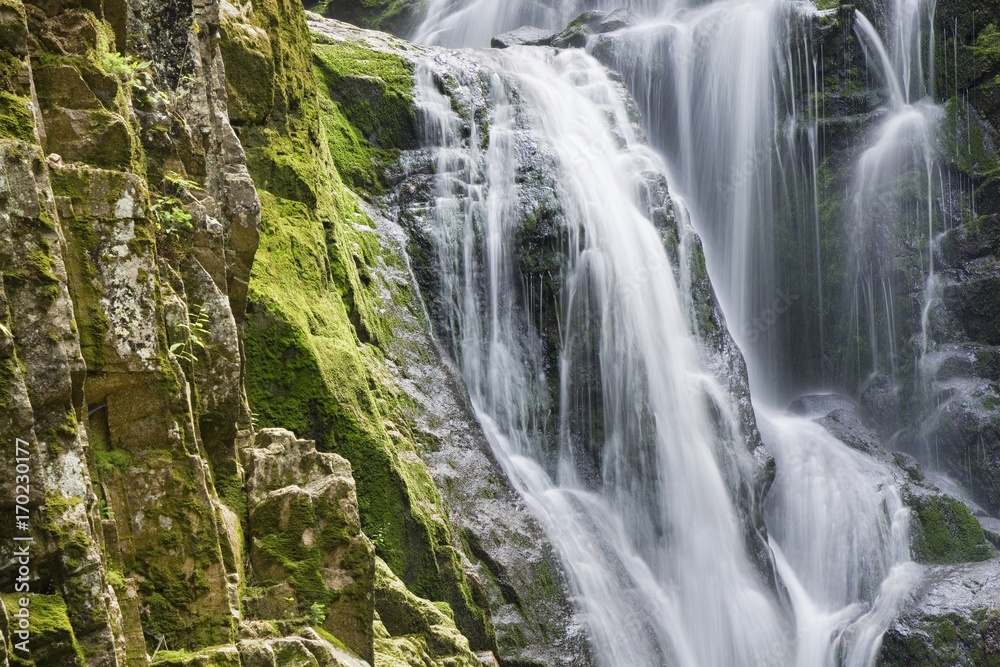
[0,0,583,666]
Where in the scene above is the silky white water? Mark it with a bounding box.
[417,49,786,665]
[409,0,941,664]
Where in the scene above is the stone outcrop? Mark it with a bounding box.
[243,429,374,662]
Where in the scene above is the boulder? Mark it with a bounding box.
[879,559,1000,666]
[490,26,556,49]
[550,9,637,49]
[551,11,606,49]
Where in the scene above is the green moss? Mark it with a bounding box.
[250,492,332,606]
[213,471,247,524]
[0,91,35,142]
[313,41,417,153]
[880,610,1000,667]
[94,448,133,475]
[971,24,1000,80]
[39,495,92,572]
[1,593,87,667]
[372,558,482,667]
[909,495,995,563]
[218,15,274,124]
[150,646,240,667]
[318,89,387,193]
[307,0,424,36]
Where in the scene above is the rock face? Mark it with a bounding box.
[1,0,257,661]
[0,0,590,665]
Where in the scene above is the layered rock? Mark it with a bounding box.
[243,429,374,662]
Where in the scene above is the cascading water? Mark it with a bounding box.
[849,3,943,385]
[760,409,921,667]
[404,0,950,664]
[413,0,662,47]
[415,48,787,666]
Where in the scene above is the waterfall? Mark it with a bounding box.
[850,6,942,383]
[404,0,945,664]
[415,48,786,666]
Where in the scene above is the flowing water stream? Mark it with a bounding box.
[408,0,943,664]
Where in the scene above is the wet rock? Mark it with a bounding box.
[358,196,594,665]
[551,10,606,48]
[598,8,638,33]
[859,373,901,439]
[807,404,994,566]
[879,559,1000,667]
[550,8,637,49]
[817,409,885,456]
[788,393,858,418]
[916,378,1000,515]
[490,26,556,49]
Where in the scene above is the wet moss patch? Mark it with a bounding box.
[909,495,995,563]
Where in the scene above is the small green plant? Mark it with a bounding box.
[169,306,210,365]
[98,498,115,521]
[308,602,328,626]
[99,52,152,90]
[151,196,194,237]
[163,171,202,194]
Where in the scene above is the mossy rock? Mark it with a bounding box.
[0,593,86,667]
[306,0,426,36]
[909,495,996,564]
[236,0,492,652]
[313,40,417,152]
[372,558,482,667]
[219,5,275,125]
[42,106,134,170]
[0,89,35,142]
[150,645,241,667]
[880,609,1000,667]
